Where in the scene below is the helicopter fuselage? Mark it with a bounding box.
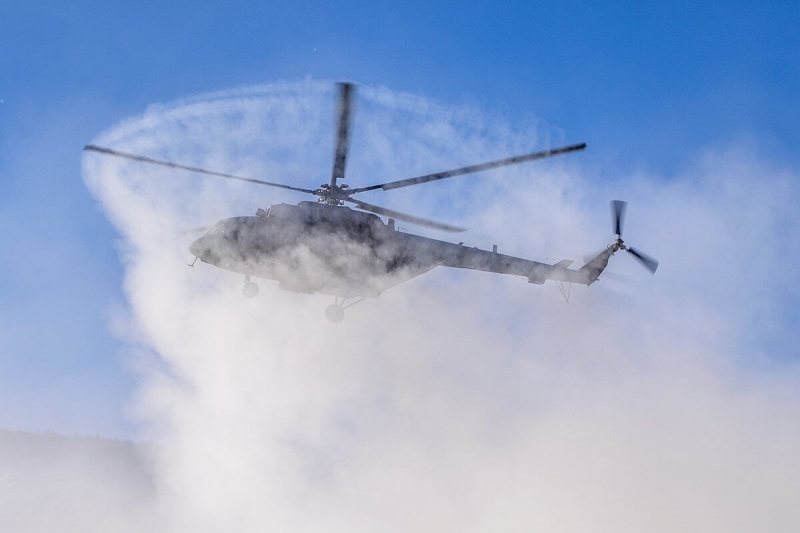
[188,201,612,298]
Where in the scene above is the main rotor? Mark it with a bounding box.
[84,82,587,233]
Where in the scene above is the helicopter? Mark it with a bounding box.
[84,83,658,322]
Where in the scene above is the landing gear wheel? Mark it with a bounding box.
[243,281,259,298]
[325,304,345,323]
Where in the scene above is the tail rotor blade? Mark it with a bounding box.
[627,247,659,274]
[611,200,627,237]
[594,200,659,278]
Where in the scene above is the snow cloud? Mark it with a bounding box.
[75,80,800,532]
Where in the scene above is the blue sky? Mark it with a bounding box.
[1,0,799,440]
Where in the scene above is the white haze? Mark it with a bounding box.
[0,431,157,533]
[52,79,800,532]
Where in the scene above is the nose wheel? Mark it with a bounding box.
[243,275,259,298]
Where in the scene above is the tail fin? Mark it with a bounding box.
[577,246,617,285]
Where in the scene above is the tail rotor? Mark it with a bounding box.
[610,200,659,274]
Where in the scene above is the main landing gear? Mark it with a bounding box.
[325,297,365,323]
[243,275,259,298]
[240,275,362,323]
[325,304,345,323]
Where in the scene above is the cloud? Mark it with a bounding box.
[76,80,800,532]
[0,430,158,533]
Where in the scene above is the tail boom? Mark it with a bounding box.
[435,240,619,286]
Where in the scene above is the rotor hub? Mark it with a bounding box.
[313,183,355,205]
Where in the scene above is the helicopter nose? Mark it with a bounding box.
[189,235,223,265]
[188,236,207,258]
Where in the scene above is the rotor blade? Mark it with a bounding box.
[345,198,466,233]
[627,247,659,274]
[611,200,627,237]
[350,143,586,194]
[83,145,317,194]
[330,82,354,188]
